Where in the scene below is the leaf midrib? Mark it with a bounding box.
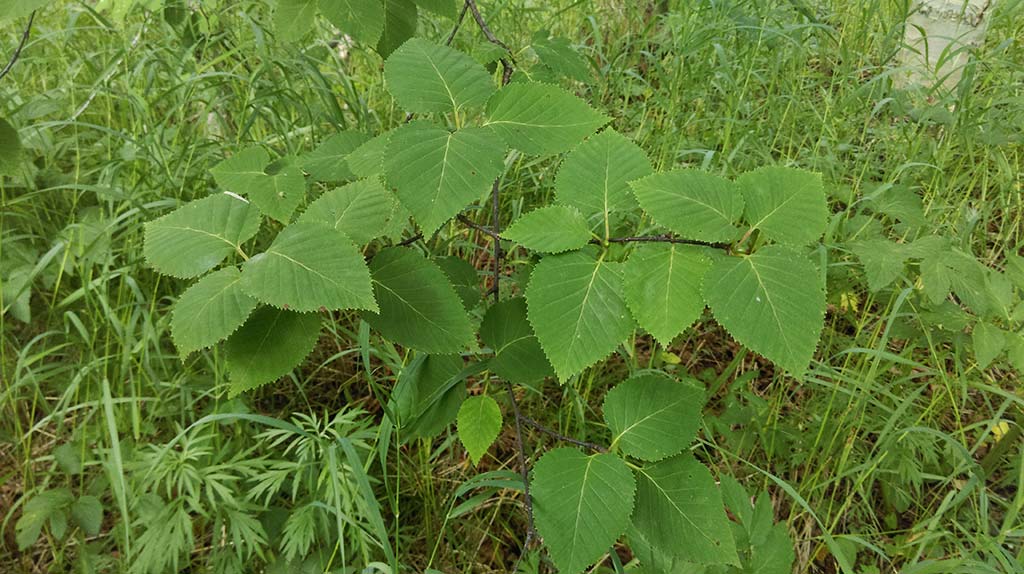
[159,225,239,249]
[611,394,686,450]
[568,456,596,569]
[636,466,718,546]
[420,45,459,113]
[744,254,796,365]
[563,257,605,368]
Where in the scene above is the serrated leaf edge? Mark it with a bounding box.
[501,205,592,254]
[169,267,258,358]
[530,449,639,572]
[226,311,322,398]
[600,375,703,463]
[702,252,826,375]
[524,261,634,382]
[621,246,710,348]
[483,82,612,137]
[627,171,743,244]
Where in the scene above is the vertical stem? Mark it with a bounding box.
[445,2,471,46]
[465,3,534,566]
[465,0,515,83]
[505,381,535,537]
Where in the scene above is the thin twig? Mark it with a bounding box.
[445,1,471,46]
[0,10,36,83]
[519,415,608,453]
[465,0,514,84]
[597,234,729,250]
[456,213,500,240]
[459,0,514,299]
[464,0,513,53]
[504,382,535,537]
[518,529,535,572]
[463,6,535,568]
[396,233,424,247]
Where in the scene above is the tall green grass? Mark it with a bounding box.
[2,0,1021,572]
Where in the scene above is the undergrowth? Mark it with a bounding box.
[1,0,1022,573]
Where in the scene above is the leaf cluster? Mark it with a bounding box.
[140,30,828,574]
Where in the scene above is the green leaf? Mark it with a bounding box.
[921,249,990,313]
[0,117,22,175]
[390,353,468,441]
[532,35,591,83]
[15,489,73,550]
[484,83,609,155]
[377,0,417,58]
[632,454,738,565]
[984,271,1014,322]
[749,523,796,574]
[851,239,907,292]
[297,178,395,244]
[211,148,306,223]
[526,248,634,381]
[248,160,307,223]
[274,0,318,41]
[300,131,371,181]
[384,122,505,236]
[346,131,390,178]
[864,184,924,227]
[630,169,744,243]
[472,42,507,66]
[502,205,591,253]
[719,477,795,574]
[211,147,268,193]
[1,265,31,323]
[384,38,494,114]
[225,307,322,395]
[1013,301,1024,324]
[144,193,261,279]
[70,496,103,537]
[381,198,414,241]
[703,245,825,375]
[457,395,502,465]
[1006,333,1024,373]
[603,372,704,461]
[554,128,652,226]
[920,252,953,305]
[737,166,828,246]
[319,0,385,45]
[435,255,480,310]
[904,234,948,259]
[361,247,476,354]
[480,298,554,386]
[0,0,47,22]
[622,244,710,345]
[531,448,636,574]
[628,527,689,574]
[171,267,259,356]
[972,322,1006,369]
[240,221,377,313]
[1004,253,1024,288]
[413,0,455,18]
[49,508,68,540]
[53,443,83,475]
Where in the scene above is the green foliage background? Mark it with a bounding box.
[1,0,1023,572]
